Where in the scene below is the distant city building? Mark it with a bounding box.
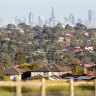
[88,10,93,22]
[64,17,68,26]
[17,19,22,24]
[15,16,25,25]
[38,16,44,26]
[44,20,49,26]
[15,16,18,25]
[49,6,56,26]
[23,18,27,24]
[28,12,34,26]
[84,19,88,27]
[68,14,75,25]
[88,10,95,27]
[12,9,96,28]
[77,18,83,24]
[52,6,55,19]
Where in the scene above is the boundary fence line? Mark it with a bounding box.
[0,76,96,96]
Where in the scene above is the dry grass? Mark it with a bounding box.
[25,79,94,87]
[0,79,95,94]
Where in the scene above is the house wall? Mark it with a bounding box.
[85,47,93,51]
[31,72,59,77]
[84,68,87,75]
[10,75,18,80]
[10,74,21,80]
[31,71,72,78]
[10,75,17,80]
[62,71,72,75]
[31,72,48,77]
[87,69,96,76]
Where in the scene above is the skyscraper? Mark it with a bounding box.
[15,16,18,25]
[28,12,34,25]
[88,10,95,27]
[52,6,55,19]
[68,14,75,25]
[88,10,93,22]
[49,6,56,26]
[38,16,44,26]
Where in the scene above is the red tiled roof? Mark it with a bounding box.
[74,48,83,52]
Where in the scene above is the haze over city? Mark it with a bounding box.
[0,0,96,27]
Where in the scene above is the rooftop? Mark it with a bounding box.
[2,67,24,75]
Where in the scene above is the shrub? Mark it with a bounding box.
[2,75,10,81]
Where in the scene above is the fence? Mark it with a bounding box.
[0,76,96,96]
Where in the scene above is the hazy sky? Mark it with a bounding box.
[0,0,96,25]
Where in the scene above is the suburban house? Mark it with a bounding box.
[86,66,96,76]
[2,67,24,80]
[85,46,93,51]
[74,46,83,53]
[81,64,93,75]
[24,64,73,79]
[83,31,89,36]
[55,48,64,54]
[58,37,64,43]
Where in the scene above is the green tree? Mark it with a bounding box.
[1,44,8,53]
[7,24,16,29]
[72,64,84,75]
[29,61,39,70]
[0,53,12,67]
[15,51,26,65]
[18,23,27,29]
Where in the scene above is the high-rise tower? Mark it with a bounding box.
[68,14,75,25]
[38,16,44,26]
[49,6,56,26]
[52,6,55,18]
[15,16,18,25]
[88,10,95,27]
[88,10,93,22]
[28,12,34,25]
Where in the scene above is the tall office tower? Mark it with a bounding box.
[28,12,34,25]
[38,16,44,26]
[84,19,88,27]
[88,10,93,22]
[15,16,18,25]
[44,20,49,26]
[88,10,95,27]
[52,6,55,19]
[49,6,56,26]
[68,14,75,25]
[64,17,68,26]
[17,19,22,24]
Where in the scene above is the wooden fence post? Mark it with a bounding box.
[69,78,74,96]
[15,74,21,82]
[94,79,96,96]
[41,78,46,96]
[15,75,22,96]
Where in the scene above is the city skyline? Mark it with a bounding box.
[14,7,96,28]
[0,0,96,26]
